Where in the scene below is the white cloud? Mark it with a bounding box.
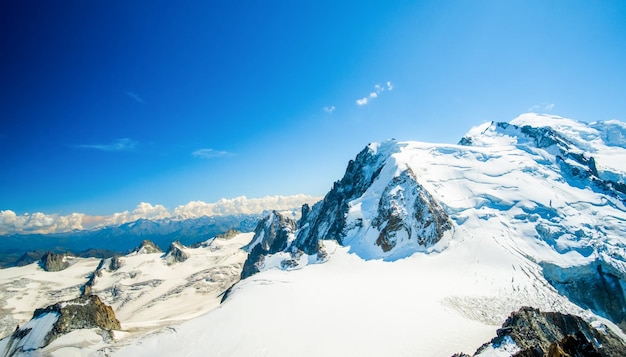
[323,106,336,114]
[102,202,171,226]
[76,138,138,152]
[0,195,323,235]
[192,148,233,159]
[355,81,393,106]
[173,194,322,219]
[528,103,555,112]
[0,210,85,235]
[126,91,145,104]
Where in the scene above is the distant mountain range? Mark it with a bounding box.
[0,213,266,267]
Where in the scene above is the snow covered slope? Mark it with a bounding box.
[0,232,253,355]
[0,256,101,339]
[115,114,626,356]
[89,232,252,333]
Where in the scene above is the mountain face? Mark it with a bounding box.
[241,211,297,279]
[243,141,454,269]
[0,295,119,357]
[458,306,626,356]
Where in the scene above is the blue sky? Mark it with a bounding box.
[1,0,626,216]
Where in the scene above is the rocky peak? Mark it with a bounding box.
[0,295,120,356]
[165,241,189,264]
[39,252,70,272]
[215,229,241,239]
[132,240,162,254]
[241,211,297,279]
[244,210,297,253]
[371,168,451,253]
[292,140,401,254]
[464,307,626,356]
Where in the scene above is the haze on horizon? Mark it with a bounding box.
[1,1,625,220]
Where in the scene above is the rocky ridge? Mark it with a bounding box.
[0,295,120,356]
[457,306,626,356]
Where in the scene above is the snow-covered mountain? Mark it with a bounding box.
[0,214,263,267]
[2,114,626,356]
[0,232,252,356]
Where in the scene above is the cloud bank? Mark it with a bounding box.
[0,195,322,235]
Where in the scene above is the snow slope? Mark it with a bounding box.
[0,256,100,339]
[114,114,626,356]
[90,232,252,333]
[0,233,253,355]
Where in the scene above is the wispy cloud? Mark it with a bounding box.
[75,138,138,152]
[323,105,336,114]
[126,91,145,104]
[528,103,555,112]
[356,81,393,106]
[192,148,233,159]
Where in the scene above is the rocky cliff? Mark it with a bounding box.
[0,295,120,356]
[458,307,626,356]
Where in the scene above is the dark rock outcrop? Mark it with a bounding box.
[132,240,162,254]
[462,307,626,357]
[81,256,122,297]
[292,141,400,254]
[164,241,189,264]
[34,295,120,339]
[0,295,120,356]
[39,252,70,272]
[216,229,241,239]
[241,211,297,279]
[373,168,451,252]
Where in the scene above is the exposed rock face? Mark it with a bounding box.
[109,256,122,271]
[241,211,297,279]
[542,260,626,332]
[216,229,241,239]
[373,168,451,252]
[39,252,69,272]
[82,256,122,297]
[0,295,120,356]
[34,295,121,338]
[466,307,626,357]
[292,141,400,254]
[165,241,189,264]
[132,240,162,254]
[239,140,452,277]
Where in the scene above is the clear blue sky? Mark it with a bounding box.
[2,0,626,215]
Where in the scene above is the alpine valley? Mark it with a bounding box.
[1,113,626,356]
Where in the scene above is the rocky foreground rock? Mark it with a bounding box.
[455,306,626,357]
[0,295,120,356]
